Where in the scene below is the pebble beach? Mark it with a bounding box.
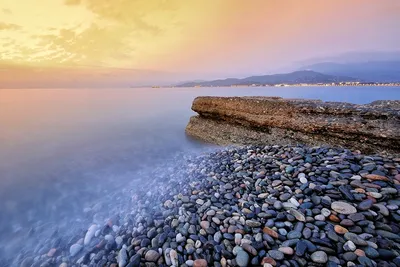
[16,145,400,267]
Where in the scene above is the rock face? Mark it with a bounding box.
[186,96,400,154]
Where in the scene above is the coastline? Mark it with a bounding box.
[11,96,400,267]
[16,144,400,267]
[154,84,400,89]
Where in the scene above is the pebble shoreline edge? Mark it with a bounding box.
[17,144,400,267]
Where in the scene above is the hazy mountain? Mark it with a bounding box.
[297,51,400,65]
[300,61,400,82]
[176,70,358,87]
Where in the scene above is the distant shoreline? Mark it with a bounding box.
[152,82,400,88]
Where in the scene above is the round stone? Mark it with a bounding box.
[236,250,249,267]
[20,257,33,267]
[358,199,373,211]
[145,250,160,262]
[334,225,348,234]
[289,209,306,222]
[343,240,356,251]
[278,247,294,255]
[246,220,261,227]
[354,249,366,257]
[310,251,328,263]
[321,208,331,217]
[69,244,82,257]
[196,199,204,205]
[331,201,357,214]
[343,252,357,261]
[366,192,382,199]
[193,259,208,267]
[364,247,379,258]
[268,250,284,260]
[200,221,210,230]
[206,210,216,216]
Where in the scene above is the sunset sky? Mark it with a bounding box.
[1,0,399,87]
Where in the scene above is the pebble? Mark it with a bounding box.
[117,248,128,267]
[321,208,331,217]
[245,220,261,227]
[358,199,374,210]
[331,201,357,214]
[20,257,33,267]
[236,250,249,267]
[300,177,308,184]
[334,225,348,234]
[84,224,97,245]
[344,232,368,246]
[288,209,306,222]
[69,244,82,257]
[344,240,356,251]
[311,251,328,263]
[268,250,284,260]
[242,243,257,256]
[364,247,379,258]
[343,252,357,261]
[278,247,294,255]
[193,259,207,267]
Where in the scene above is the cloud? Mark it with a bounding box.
[1,0,215,70]
[64,0,81,5]
[0,22,21,31]
[2,8,12,14]
[33,23,136,66]
[63,0,184,35]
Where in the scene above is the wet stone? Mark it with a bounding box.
[348,213,365,222]
[295,240,307,256]
[378,249,397,260]
[236,250,249,267]
[268,250,284,261]
[311,251,328,264]
[193,259,207,267]
[343,252,357,261]
[344,232,368,246]
[363,247,379,259]
[287,231,302,239]
[331,201,357,214]
[358,256,374,267]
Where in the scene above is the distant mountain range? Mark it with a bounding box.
[175,51,400,87]
[176,70,359,87]
[299,61,400,82]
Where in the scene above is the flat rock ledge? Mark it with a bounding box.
[186,96,400,154]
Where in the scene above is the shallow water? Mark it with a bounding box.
[0,86,399,264]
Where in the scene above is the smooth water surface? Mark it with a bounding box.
[0,86,399,263]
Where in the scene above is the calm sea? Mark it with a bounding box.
[0,86,399,263]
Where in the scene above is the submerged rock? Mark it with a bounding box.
[69,244,82,257]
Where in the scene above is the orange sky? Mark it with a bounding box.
[1,0,399,87]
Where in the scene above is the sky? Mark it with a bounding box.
[0,0,399,87]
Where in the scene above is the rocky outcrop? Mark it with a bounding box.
[186,96,400,154]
